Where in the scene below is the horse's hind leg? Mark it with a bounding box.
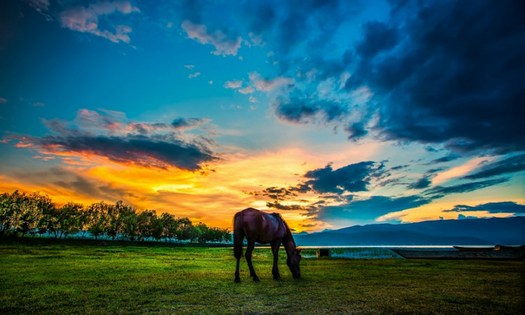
[245,240,260,282]
[233,232,243,283]
[271,241,281,280]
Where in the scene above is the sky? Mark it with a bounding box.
[1,0,524,232]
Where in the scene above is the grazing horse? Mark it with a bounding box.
[233,208,301,283]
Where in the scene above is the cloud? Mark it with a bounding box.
[29,0,50,12]
[30,135,214,170]
[344,122,368,140]
[443,201,525,214]
[224,80,243,89]
[348,0,525,153]
[318,195,431,222]
[240,87,255,95]
[28,0,52,21]
[171,117,208,130]
[430,154,460,164]
[252,160,389,218]
[408,176,432,190]
[181,20,241,56]
[463,153,525,180]
[9,166,129,202]
[171,1,524,152]
[248,72,294,92]
[266,201,314,212]
[59,1,139,44]
[425,178,510,199]
[304,161,386,194]
[274,96,348,125]
[188,72,201,79]
[9,109,216,171]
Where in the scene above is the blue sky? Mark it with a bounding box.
[1,0,524,231]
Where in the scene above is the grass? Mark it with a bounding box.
[1,238,524,314]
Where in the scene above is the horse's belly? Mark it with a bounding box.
[255,236,277,244]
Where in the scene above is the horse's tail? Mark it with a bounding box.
[233,211,244,259]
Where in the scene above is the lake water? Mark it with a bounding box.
[295,245,459,259]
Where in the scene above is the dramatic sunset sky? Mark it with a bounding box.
[1,0,524,231]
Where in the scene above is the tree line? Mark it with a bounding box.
[0,190,231,244]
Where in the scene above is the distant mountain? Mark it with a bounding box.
[294,217,525,246]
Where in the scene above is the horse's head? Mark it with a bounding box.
[287,248,302,279]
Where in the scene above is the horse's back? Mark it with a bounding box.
[234,208,284,243]
[234,208,263,236]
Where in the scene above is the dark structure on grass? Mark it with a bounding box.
[233,208,301,283]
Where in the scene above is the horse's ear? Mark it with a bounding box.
[296,249,302,253]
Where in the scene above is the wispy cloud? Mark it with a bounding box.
[224,80,243,89]
[248,72,294,92]
[432,157,494,185]
[425,178,510,199]
[443,201,525,215]
[60,1,140,43]
[181,20,241,56]
[463,153,525,180]
[188,72,201,79]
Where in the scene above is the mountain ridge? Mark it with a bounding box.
[294,216,525,246]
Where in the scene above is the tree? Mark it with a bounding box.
[160,212,178,241]
[0,191,15,234]
[136,210,158,241]
[9,192,49,236]
[105,201,122,240]
[85,202,111,240]
[58,202,84,238]
[118,202,139,240]
[0,191,232,244]
[175,217,194,242]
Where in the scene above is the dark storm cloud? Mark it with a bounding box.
[29,134,215,170]
[463,153,525,180]
[257,161,388,197]
[318,195,431,221]
[443,201,525,214]
[304,161,386,194]
[350,0,525,153]
[355,21,398,58]
[407,176,432,190]
[424,178,510,199]
[344,122,368,140]
[171,117,206,129]
[274,96,348,124]
[241,0,361,57]
[430,154,460,164]
[245,0,525,150]
[253,160,388,215]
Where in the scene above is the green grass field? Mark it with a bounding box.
[1,238,524,314]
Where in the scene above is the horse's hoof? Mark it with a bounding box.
[273,276,281,281]
[234,278,240,283]
[253,277,260,283]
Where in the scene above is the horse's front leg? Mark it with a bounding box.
[246,240,260,282]
[271,241,281,280]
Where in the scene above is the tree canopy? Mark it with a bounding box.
[0,191,231,244]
